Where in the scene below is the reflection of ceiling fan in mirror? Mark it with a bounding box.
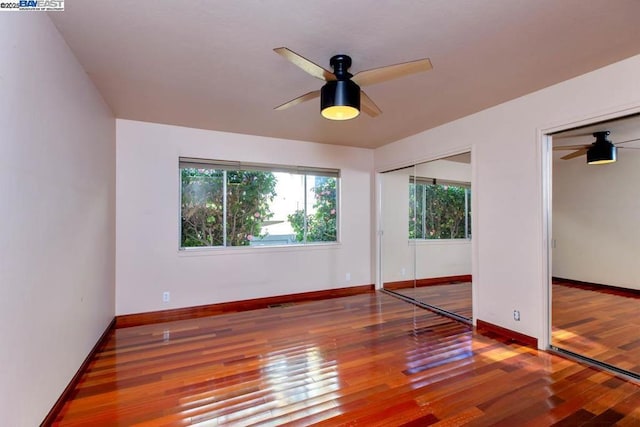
[554,131,640,164]
[273,47,433,121]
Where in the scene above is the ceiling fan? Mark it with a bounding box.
[554,131,640,164]
[273,47,433,121]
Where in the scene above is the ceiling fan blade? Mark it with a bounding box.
[353,58,433,87]
[274,47,336,81]
[360,90,382,117]
[561,147,588,160]
[274,90,320,111]
[553,145,590,150]
[615,137,640,145]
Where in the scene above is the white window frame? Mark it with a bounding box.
[178,158,341,250]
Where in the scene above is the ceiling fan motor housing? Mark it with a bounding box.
[321,80,360,116]
[587,131,617,164]
[329,54,353,79]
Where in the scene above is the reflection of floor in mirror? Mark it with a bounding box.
[552,280,640,374]
[392,281,472,319]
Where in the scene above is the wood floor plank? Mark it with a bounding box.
[52,292,640,426]
[552,281,640,375]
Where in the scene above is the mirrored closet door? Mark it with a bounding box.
[550,114,640,379]
[381,153,472,322]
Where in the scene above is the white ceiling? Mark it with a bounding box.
[50,1,640,149]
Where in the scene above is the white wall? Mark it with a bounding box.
[414,240,471,280]
[116,120,373,315]
[553,150,640,290]
[375,54,640,345]
[381,160,471,284]
[0,15,115,426]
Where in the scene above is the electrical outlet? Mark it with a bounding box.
[513,310,521,321]
[345,272,351,281]
[163,291,170,303]
[401,267,406,277]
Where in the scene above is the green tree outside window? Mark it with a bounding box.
[288,177,337,242]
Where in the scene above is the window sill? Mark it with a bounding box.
[178,242,342,257]
[408,239,471,246]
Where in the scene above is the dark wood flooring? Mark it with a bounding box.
[552,281,640,375]
[53,292,640,426]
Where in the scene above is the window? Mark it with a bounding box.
[409,178,471,239]
[180,158,339,248]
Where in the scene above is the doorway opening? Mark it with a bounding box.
[548,113,640,381]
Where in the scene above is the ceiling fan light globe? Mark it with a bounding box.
[321,105,360,120]
[321,80,360,121]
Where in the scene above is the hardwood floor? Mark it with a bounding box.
[552,281,640,375]
[391,281,472,319]
[52,292,640,426]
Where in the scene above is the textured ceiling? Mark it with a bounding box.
[50,1,640,148]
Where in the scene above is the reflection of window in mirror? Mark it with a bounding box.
[409,178,471,240]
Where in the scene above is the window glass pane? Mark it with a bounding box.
[181,168,224,247]
[415,183,425,239]
[254,171,304,246]
[409,182,417,239]
[225,170,278,246]
[425,184,466,239]
[305,175,338,242]
[409,181,470,240]
[286,175,338,243]
[466,188,472,239]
